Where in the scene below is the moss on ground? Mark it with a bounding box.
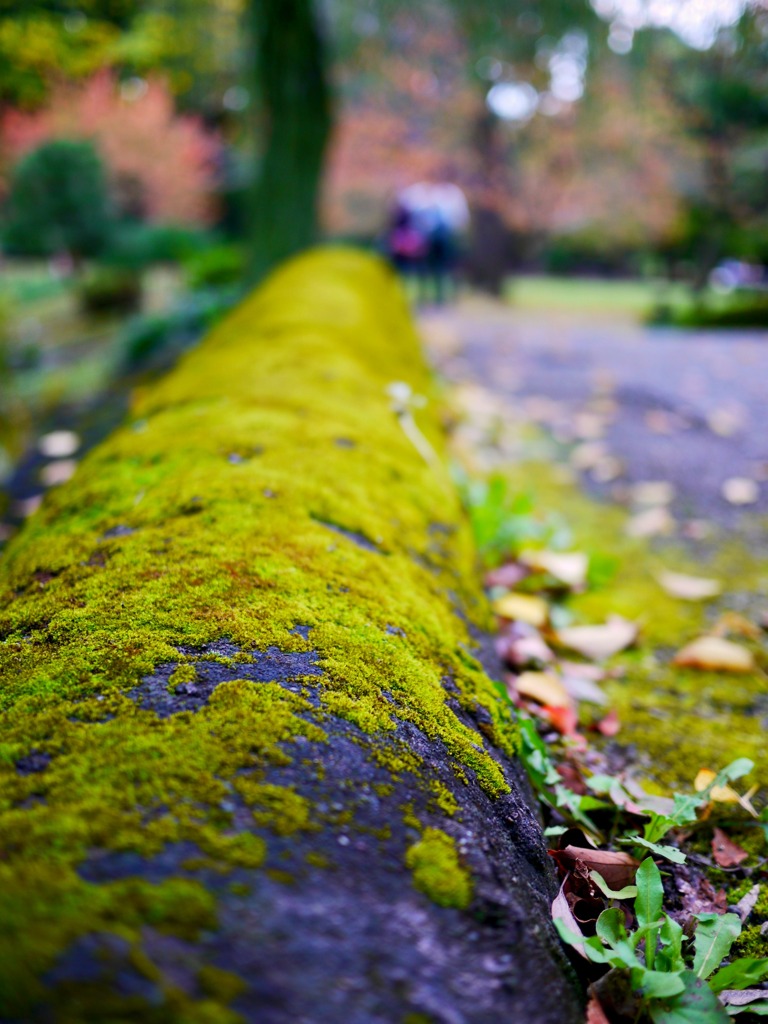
[481,459,768,790]
[0,248,517,1018]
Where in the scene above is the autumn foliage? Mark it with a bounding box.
[1,71,219,225]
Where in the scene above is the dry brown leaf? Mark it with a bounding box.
[625,505,675,538]
[707,407,745,438]
[552,881,590,958]
[560,669,607,706]
[519,549,589,589]
[38,430,80,458]
[734,884,761,923]
[570,441,609,471]
[630,480,675,505]
[556,616,638,661]
[545,705,580,736]
[492,592,549,628]
[673,636,754,673]
[590,456,624,483]
[485,562,530,590]
[596,709,620,737]
[720,990,768,1008]
[497,630,555,668]
[557,846,639,890]
[515,671,570,708]
[722,477,759,505]
[40,459,77,487]
[586,995,612,1024]
[657,571,722,601]
[711,611,762,640]
[694,769,744,805]
[711,827,749,868]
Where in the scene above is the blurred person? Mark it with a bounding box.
[387,182,469,304]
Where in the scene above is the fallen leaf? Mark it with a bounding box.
[570,441,609,471]
[673,636,754,673]
[682,519,714,541]
[497,628,555,668]
[595,709,620,737]
[590,455,624,483]
[38,430,80,458]
[645,409,687,434]
[625,505,675,538]
[545,704,580,736]
[657,571,722,601]
[711,827,748,868]
[694,769,746,805]
[485,562,530,589]
[734,884,760,923]
[492,592,549,628]
[586,995,611,1024]
[557,762,589,794]
[711,612,762,640]
[722,477,759,505]
[560,668,607,706]
[556,616,638,661]
[707,407,745,437]
[552,880,590,958]
[40,459,77,487]
[630,480,675,505]
[515,671,570,707]
[519,549,589,589]
[677,874,728,919]
[719,989,768,1008]
[555,846,639,890]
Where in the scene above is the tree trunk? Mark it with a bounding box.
[247,0,333,282]
[0,249,582,1023]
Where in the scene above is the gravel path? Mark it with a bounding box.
[424,301,768,530]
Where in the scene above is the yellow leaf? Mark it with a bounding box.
[673,636,754,673]
[515,671,570,708]
[492,592,549,628]
[556,616,638,661]
[519,550,588,589]
[694,768,741,803]
[656,571,721,601]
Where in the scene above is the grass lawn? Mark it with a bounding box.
[503,275,694,320]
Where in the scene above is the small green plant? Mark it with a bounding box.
[556,857,768,1021]
[587,759,755,864]
[457,472,567,563]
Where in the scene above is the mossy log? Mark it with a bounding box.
[0,249,581,1024]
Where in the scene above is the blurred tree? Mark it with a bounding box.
[246,0,602,279]
[3,139,112,261]
[246,0,331,281]
[2,71,219,225]
[636,5,768,283]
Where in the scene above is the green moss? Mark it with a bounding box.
[428,779,459,817]
[733,924,768,959]
[0,248,515,1014]
[233,780,313,836]
[197,965,248,1003]
[405,827,472,909]
[168,662,197,691]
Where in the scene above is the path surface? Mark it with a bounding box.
[424,300,768,530]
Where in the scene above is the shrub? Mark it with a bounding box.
[2,139,112,259]
[184,244,244,289]
[105,222,216,270]
[78,266,142,314]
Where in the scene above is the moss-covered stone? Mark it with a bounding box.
[0,250,579,1024]
[405,827,472,908]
